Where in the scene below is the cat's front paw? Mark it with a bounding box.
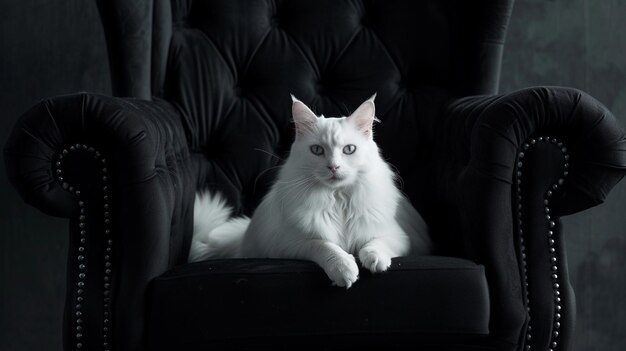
[325,253,359,289]
[359,248,392,273]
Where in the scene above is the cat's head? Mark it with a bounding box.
[289,95,379,188]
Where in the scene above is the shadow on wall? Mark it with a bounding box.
[575,236,626,350]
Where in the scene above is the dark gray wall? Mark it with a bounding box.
[0,0,624,350]
[500,1,626,350]
[0,1,110,350]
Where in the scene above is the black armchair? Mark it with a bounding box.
[5,1,626,350]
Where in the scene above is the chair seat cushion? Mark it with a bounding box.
[146,256,490,350]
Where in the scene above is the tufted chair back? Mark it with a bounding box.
[99,0,513,223]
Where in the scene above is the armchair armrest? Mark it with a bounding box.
[439,87,626,350]
[4,93,195,351]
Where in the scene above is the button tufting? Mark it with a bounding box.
[316,81,326,95]
[270,14,279,28]
[361,13,373,27]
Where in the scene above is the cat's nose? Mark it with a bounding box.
[328,165,340,173]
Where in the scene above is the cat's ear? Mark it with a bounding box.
[291,94,318,136]
[348,94,378,138]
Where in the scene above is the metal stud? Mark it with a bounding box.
[516,137,568,351]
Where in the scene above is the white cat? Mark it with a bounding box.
[189,95,432,288]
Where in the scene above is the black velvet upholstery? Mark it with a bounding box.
[4,1,626,351]
[147,257,490,350]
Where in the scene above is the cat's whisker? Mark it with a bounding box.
[387,162,405,190]
[253,148,284,161]
[277,177,316,204]
[275,176,316,185]
[253,165,284,194]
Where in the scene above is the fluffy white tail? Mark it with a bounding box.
[188,192,250,262]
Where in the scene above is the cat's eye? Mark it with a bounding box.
[310,145,324,155]
[343,144,357,155]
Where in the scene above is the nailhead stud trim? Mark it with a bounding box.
[516,136,569,350]
[55,144,113,351]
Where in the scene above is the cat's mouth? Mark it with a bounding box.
[328,174,345,182]
[318,172,349,186]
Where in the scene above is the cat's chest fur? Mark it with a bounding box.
[298,187,381,254]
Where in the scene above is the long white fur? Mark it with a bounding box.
[188,192,249,261]
[189,95,433,288]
